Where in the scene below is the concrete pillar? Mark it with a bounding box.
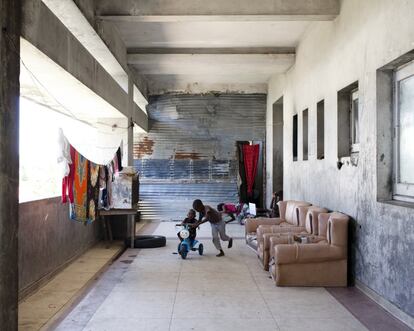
[0,0,21,329]
[127,76,134,167]
[127,76,135,246]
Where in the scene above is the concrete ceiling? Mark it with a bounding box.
[109,21,311,49]
[41,0,148,113]
[91,0,340,94]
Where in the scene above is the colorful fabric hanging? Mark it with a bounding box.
[242,144,260,196]
[62,145,75,204]
[60,131,123,223]
[71,151,89,222]
[88,162,100,221]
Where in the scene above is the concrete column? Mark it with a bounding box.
[127,76,135,247]
[127,76,134,167]
[0,0,21,329]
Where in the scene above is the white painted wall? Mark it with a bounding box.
[266,0,414,323]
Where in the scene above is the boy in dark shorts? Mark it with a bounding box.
[177,209,198,242]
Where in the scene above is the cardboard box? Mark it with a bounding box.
[111,167,139,209]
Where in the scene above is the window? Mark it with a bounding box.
[19,98,62,202]
[293,114,298,161]
[351,89,360,152]
[337,81,359,158]
[19,98,124,202]
[302,109,308,161]
[317,100,325,159]
[393,62,414,200]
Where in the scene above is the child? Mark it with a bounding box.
[193,199,233,257]
[177,209,198,242]
[269,191,283,218]
[217,203,237,223]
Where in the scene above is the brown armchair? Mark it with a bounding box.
[270,212,350,287]
[244,200,311,249]
[259,206,328,271]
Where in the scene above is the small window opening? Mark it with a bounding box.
[293,114,298,161]
[317,100,325,160]
[302,109,309,161]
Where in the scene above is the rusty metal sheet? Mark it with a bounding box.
[138,182,239,222]
[133,94,266,221]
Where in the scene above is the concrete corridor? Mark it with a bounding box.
[52,222,383,331]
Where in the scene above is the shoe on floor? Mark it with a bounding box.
[228,238,233,249]
[216,250,225,257]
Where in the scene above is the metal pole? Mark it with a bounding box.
[0,0,20,329]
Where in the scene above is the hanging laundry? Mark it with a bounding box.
[62,145,75,204]
[116,147,123,172]
[98,166,109,210]
[60,131,124,223]
[71,151,89,222]
[57,128,72,177]
[88,162,100,221]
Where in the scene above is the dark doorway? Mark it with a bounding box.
[273,97,284,194]
[236,141,264,207]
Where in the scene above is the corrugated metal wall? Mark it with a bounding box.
[134,94,266,221]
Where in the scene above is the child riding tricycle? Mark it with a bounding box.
[175,209,204,259]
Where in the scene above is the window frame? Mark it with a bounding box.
[393,61,414,201]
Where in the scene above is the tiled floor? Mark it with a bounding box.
[55,222,371,331]
[18,242,124,331]
[328,287,413,331]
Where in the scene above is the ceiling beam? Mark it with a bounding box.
[98,14,337,23]
[22,0,148,131]
[127,53,295,75]
[43,0,150,107]
[128,53,295,64]
[95,0,340,17]
[127,47,296,55]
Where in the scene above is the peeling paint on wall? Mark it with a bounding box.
[133,136,154,159]
[266,0,414,319]
[174,152,201,160]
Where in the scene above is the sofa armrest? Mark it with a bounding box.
[264,233,289,250]
[245,218,282,234]
[277,201,287,219]
[275,244,346,265]
[257,225,277,242]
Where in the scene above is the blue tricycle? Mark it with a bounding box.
[175,224,204,259]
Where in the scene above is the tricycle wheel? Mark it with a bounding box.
[198,243,204,256]
[180,247,188,259]
[177,242,181,253]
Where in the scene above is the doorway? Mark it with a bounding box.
[236,141,264,207]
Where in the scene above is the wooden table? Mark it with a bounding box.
[99,209,138,248]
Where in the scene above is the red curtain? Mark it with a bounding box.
[242,144,260,196]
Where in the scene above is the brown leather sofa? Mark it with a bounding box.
[259,206,328,270]
[245,200,311,249]
[269,212,350,287]
[255,202,312,256]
